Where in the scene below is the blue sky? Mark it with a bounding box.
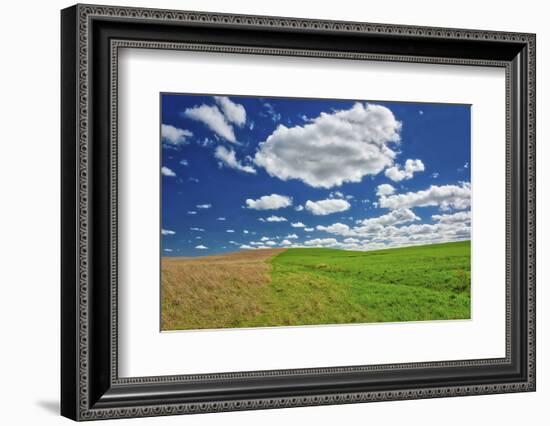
[161,94,471,256]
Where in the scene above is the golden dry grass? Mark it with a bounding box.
[161,249,285,330]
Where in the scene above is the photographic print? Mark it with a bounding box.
[160,94,471,331]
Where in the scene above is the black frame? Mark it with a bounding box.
[61,4,536,421]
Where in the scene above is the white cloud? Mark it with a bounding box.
[161,229,175,236]
[187,211,197,215]
[180,159,189,166]
[305,199,351,216]
[432,211,471,224]
[304,238,339,247]
[379,182,471,211]
[195,245,208,250]
[260,237,270,242]
[317,209,419,238]
[376,183,395,197]
[431,172,439,179]
[249,239,277,248]
[214,96,246,126]
[190,227,204,232]
[357,208,420,228]
[384,159,425,182]
[240,244,254,250]
[184,104,237,142]
[344,238,360,243]
[254,103,401,188]
[291,222,306,228]
[380,222,471,245]
[226,229,235,233]
[281,239,292,246]
[161,166,176,177]
[304,227,314,232]
[311,219,470,251]
[196,204,212,209]
[329,191,354,201]
[245,194,292,210]
[295,205,304,211]
[265,215,287,222]
[307,187,471,250]
[214,146,256,174]
[316,223,351,236]
[217,217,226,221]
[161,124,192,146]
[243,230,249,234]
[163,248,173,252]
[285,233,298,239]
[250,243,271,249]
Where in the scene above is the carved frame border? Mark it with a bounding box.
[62,4,535,421]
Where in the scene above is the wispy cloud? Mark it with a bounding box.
[214,96,246,127]
[263,102,281,122]
[184,105,237,143]
[215,146,256,174]
[161,166,176,177]
[184,96,247,143]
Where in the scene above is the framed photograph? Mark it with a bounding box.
[61,4,536,421]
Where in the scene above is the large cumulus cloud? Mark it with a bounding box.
[253,103,402,188]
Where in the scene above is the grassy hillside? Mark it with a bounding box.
[161,241,470,330]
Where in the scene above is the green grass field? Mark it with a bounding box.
[255,240,470,326]
[161,240,471,330]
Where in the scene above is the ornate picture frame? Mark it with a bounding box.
[61,4,535,421]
